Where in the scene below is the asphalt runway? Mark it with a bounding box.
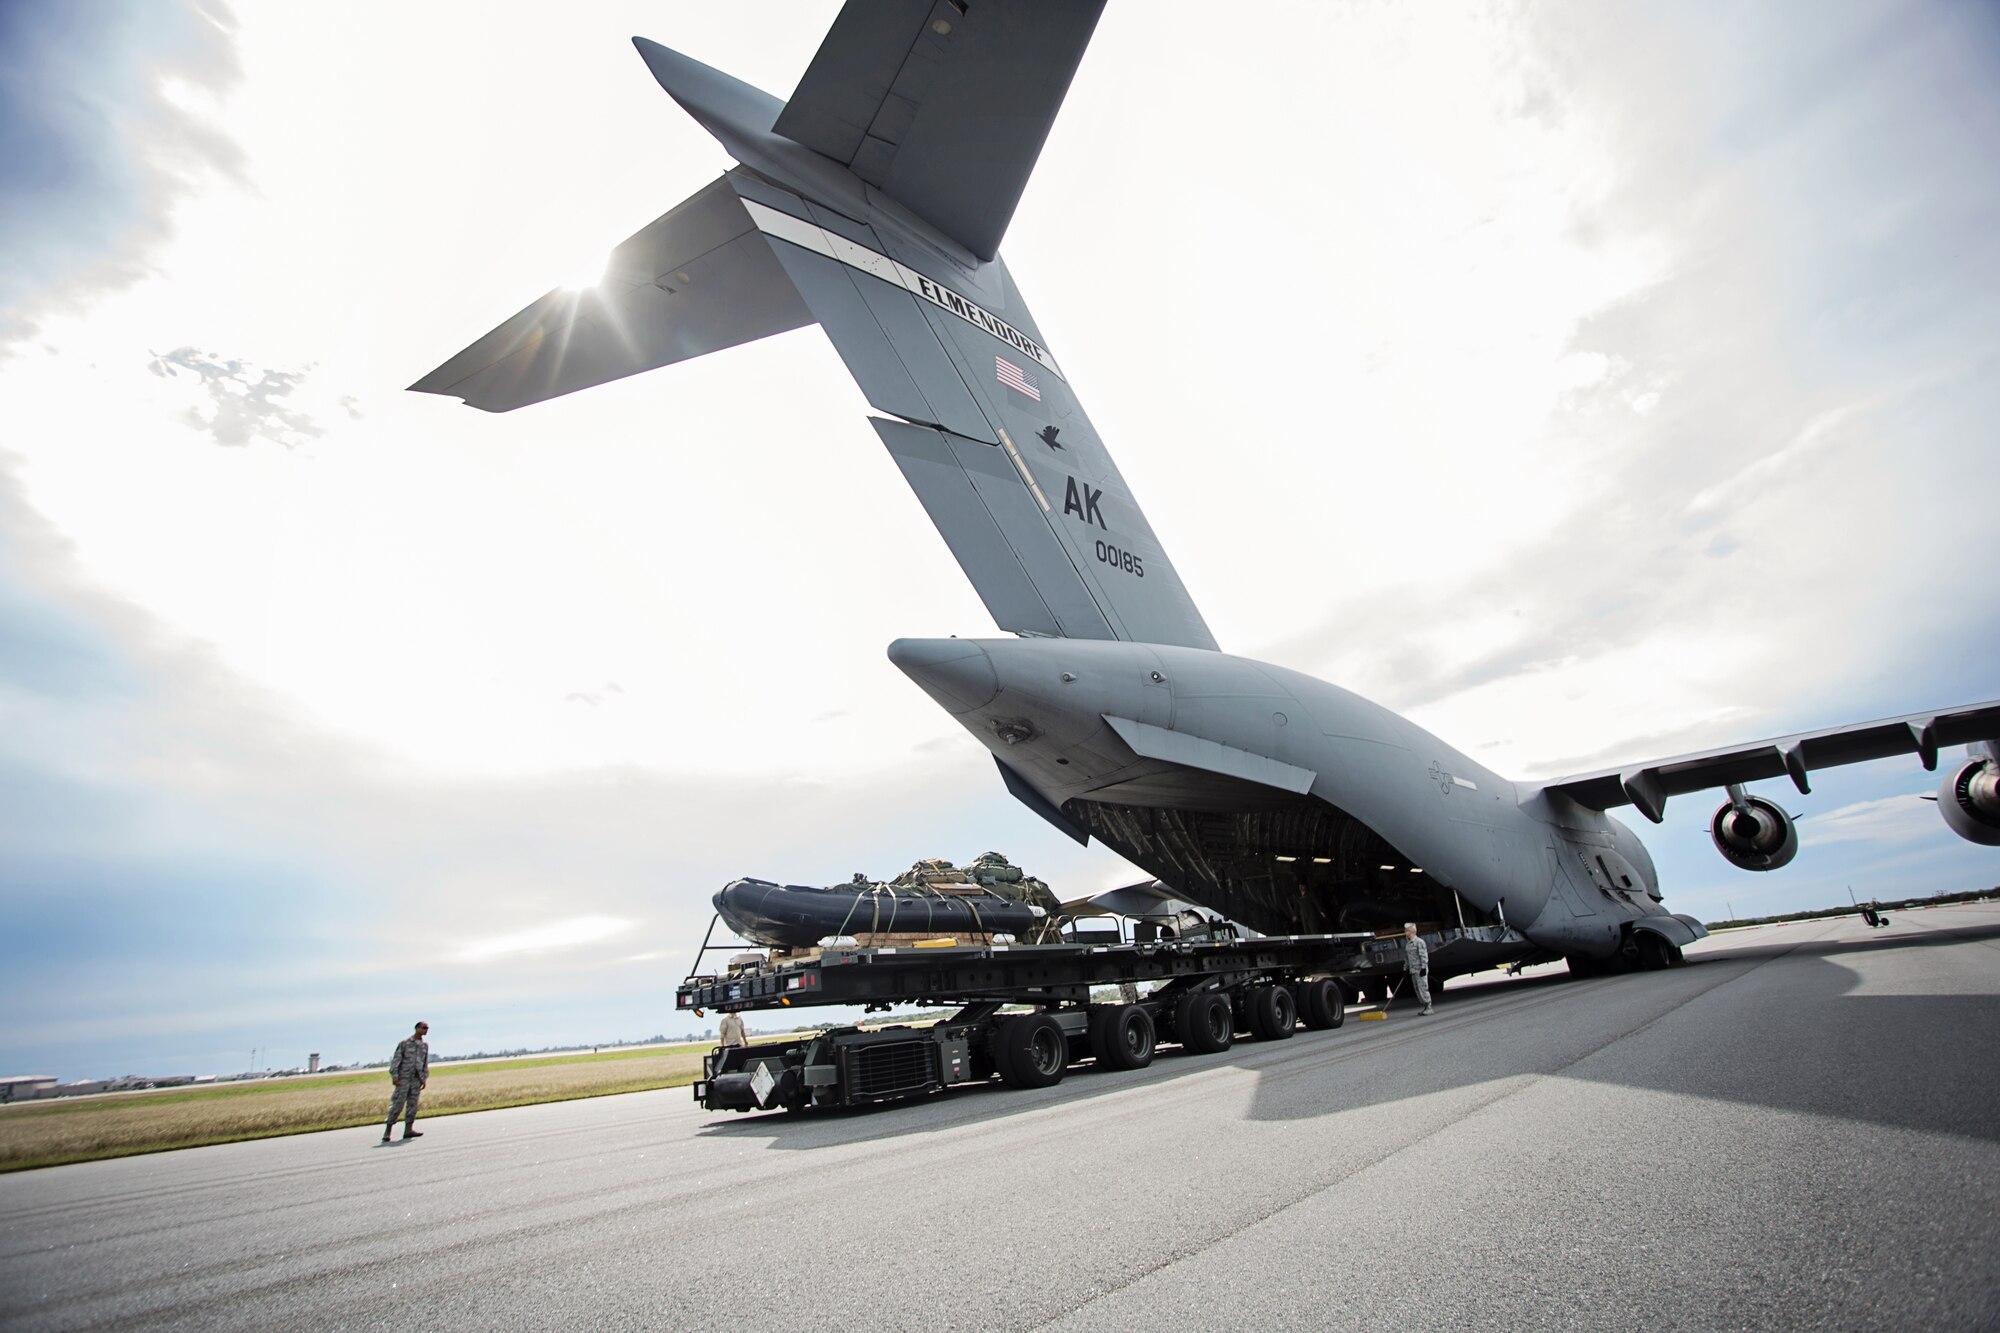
[5,904,1998,1331]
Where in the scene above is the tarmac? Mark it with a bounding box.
[3,904,1996,1331]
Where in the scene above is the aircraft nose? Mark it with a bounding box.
[887,638,999,714]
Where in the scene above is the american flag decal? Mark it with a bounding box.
[995,355,1041,402]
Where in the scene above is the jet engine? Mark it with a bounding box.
[1710,790,1798,871]
[1937,755,2000,846]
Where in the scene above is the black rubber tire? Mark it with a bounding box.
[998,1012,1068,1088]
[987,1017,1020,1085]
[1087,1007,1117,1065]
[1175,990,1234,1054]
[1247,985,1298,1040]
[1568,952,1631,978]
[1300,977,1345,1030]
[1635,933,1672,971]
[1091,1004,1157,1070]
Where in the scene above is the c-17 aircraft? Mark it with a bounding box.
[414,1,2000,982]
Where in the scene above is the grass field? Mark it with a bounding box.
[0,1041,744,1173]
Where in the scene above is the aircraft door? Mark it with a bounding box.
[1572,843,1648,910]
[1517,842,1613,954]
[1550,845,1598,917]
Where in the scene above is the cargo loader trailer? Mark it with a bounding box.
[676,923,1524,1113]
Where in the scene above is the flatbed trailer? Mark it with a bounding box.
[675,922,1533,1113]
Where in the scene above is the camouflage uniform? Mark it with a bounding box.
[1402,933,1433,1014]
[383,1034,429,1136]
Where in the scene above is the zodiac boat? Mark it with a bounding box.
[714,853,1059,948]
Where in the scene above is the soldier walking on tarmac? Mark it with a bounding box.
[382,1021,430,1142]
[1401,924,1434,1016]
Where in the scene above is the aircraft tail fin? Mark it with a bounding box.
[734,179,1216,649]
[413,5,1218,650]
[773,0,1106,261]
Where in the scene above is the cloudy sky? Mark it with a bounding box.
[3,1,1996,1081]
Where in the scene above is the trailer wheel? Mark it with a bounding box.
[1300,977,1345,1030]
[1091,1004,1156,1071]
[1248,985,1297,1040]
[986,1018,1019,1085]
[1176,990,1234,1054]
[997,1013,1068,1089]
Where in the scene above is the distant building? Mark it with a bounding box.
[0,1076,58,1104]
[55,1079,147,1097]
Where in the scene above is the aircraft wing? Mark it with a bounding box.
[1536,700,2000,823]
[407,176,812,412]
[772,0,1107,262]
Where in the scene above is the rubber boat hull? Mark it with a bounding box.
[714,877,1044,948]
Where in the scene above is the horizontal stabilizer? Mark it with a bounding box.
[774,0,1107,260]
[631,37,784,161]
[409,177,810,412]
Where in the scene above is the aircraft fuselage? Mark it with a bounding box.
[892,635,1685,964]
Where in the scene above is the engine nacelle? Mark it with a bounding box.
[1710,793,1798,871]
[1938,757,2000,846]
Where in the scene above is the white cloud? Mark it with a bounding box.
[1683,397,1877,516]
[0,3,242,349]
[148,346,338,449]
[456,915,633,962]
[1801,792,1943,847]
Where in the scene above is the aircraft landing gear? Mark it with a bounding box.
[1634,932,1675,971]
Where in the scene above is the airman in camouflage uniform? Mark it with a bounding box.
[1401,924,1434,1016]
[382,1021,430,1141]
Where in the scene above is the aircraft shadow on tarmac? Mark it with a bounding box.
[699,922,2000,1149]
